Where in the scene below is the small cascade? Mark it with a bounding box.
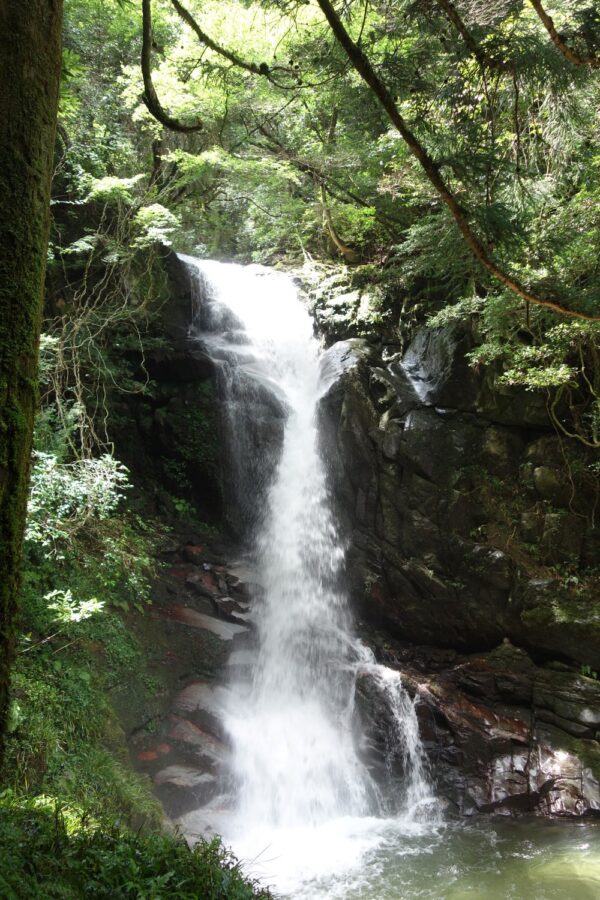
[180,257,440,895]
[362,663,433,816]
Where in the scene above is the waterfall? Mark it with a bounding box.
[182,257,439,896]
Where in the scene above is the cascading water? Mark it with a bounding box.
[183,257,440,897]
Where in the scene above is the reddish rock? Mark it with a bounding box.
[362,642,600,818]
[186,570,218,597]
[182,544,205,564]
[169,716,220,747]
[168,716,226,767]
[168,565,194,581]
[157,743,171,754]
[137,750,158,762]
[159,603,246,640]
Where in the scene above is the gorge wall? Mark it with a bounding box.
[313,278,600,819]
[121,252,600,822]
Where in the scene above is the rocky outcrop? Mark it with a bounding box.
[125,532,255,824]
[124,257,599,822]
[317,316,600,818]
[362,637,600,818]
[112,251,223,521]
[113,250,287,533]
[319,326,600,668]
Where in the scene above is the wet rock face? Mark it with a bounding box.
[366,639,600,819]
[318,318,600,818]
[319,323,600,669]
[112,252,223,521]
[127,535,255,825]
[114,251,287,536]
[214,374,285,538]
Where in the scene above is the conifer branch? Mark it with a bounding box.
[434,0,510,71]
[316,0,600,320]
[528,0,600,68]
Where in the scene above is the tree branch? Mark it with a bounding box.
[170,0,271,78]
[319,108,360,261]
[321,183,360,262]
[528,0,600,68]
[169,0,337,90]
[251,124,401,233]
[316,0,600,320]
[141,0,203,133]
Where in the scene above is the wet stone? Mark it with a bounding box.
[186,571,219,598]
[168,716,227,769]
[137,750,158,762]
[153,767,218,818]
[166,606,247,640]
[182,544,206,564]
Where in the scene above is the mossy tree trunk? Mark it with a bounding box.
[0,0,63,755]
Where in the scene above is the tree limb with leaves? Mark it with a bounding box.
[141,0,203,132]
[316,0,599,321]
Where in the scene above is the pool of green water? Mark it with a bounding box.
[284,818,600,899]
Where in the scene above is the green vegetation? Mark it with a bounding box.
[1,359,266,895]
[47,0,600,452]
[1,380,158,832]
[2,0,600,893]
[0,794,269,899]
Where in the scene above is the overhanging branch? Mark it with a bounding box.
[141,0,203,133]
[529,0,600,68]
[316,0,600,320]
[170,0,271,79]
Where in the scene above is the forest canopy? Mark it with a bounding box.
[49,0,600,444]
[59,1,600,286]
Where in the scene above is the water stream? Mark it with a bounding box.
[181,257,600,898]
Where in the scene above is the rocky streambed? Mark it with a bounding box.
[361,634,600,817]
[124,531,600,833]
[124,534,255,833]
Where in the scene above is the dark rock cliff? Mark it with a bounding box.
[319,331,600,666]
[316,318,600,818]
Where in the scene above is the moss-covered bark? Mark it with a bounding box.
[0,1,64,755]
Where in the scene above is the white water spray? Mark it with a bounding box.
[183,258,439,896]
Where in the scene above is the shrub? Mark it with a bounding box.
[0,793,270,899]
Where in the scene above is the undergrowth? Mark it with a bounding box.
[0,384,270,897]
[0,793,270,899]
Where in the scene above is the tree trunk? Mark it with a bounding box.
[0,0,64,755]
[321,188,361,264]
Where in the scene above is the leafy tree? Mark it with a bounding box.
[50,0,600,442]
